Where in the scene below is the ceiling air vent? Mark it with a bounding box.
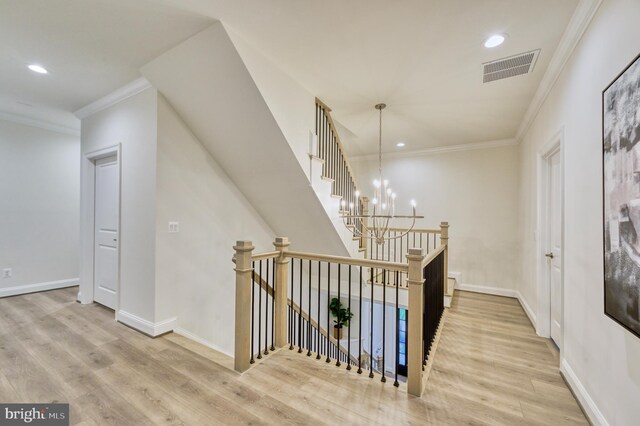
[483,49,540,83]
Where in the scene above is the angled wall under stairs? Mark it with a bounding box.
[141,22,361,258]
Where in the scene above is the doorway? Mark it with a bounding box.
[93,155,119,309]
[79,145,121,312]
[537,131,564,352]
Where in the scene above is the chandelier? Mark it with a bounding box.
[340,103,422,245]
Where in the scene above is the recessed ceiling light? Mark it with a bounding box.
[396,142,405,148]
[484,34,505,48]
[28,64,48,74]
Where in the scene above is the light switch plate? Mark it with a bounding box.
[168,222,179,233]
[2,268,12,278]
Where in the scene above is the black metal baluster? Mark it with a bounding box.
[370,236,373,259]
[336,264,342,367]
[394,270,400,387]
[387,236,391,262]
[326,262,331,363]
[369,267,374,378]
[307,259,312,356]
[317,261,321,359]
[250,262,255,364]
[257,260,263,360]
[298,258,303,353]
[394,231,397,262]
[381,269,386,383]
[289,260,294,350]
[358,265,363,374]
[271,258,275,351]
[346,265,352,370]
[264,259,270,355]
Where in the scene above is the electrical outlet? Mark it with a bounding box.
[2,268,12,278]
[168,222,179,233]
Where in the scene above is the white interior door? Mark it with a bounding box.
[547,150,562,348]
[94,155,119,309]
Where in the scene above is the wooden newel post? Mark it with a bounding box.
[406,247,425,397]
[361,197,369,259]
[273,237,290,348]
[440,222,450,294]
[234,240,254,373]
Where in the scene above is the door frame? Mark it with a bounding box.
[79,144,122,315]
[536,128,565,350]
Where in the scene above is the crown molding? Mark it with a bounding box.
[515,0,603,142]
[350,138,518,162]
[74,77,152,119]
[0,110,80,136]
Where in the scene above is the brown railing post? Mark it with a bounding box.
[406,247,425,396]
[361,197,369,258]
[234,240,254,373]
[273,237,290,348]
[440,222,450,296]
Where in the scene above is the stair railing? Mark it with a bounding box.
[316,98,365,252]
[368,223,447,262]
[233,229,449,397]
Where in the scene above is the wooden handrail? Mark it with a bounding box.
[385,227,442,234]
[287,250,408,273]
[251,251,279,261]
[421,244,447,268]
[315,98,359,191]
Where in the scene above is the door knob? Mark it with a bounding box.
[545,252,554,259]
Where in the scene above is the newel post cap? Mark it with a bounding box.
[234,240,255,252]
[406,247,425,260]
[273,237,290,248]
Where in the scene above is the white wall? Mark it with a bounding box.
[0,119,79,296]
[352,145,520,291]
[80,87,158,323]
[155,95,275,354]
[227,25,317,181]
[518,0,640,423]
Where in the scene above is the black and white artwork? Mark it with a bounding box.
[603,53,640,338]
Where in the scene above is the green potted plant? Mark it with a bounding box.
[329,297,353,340]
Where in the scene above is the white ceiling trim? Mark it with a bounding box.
[0,110,80,136]
[74,77,152,119]
[351,138,518,162]
[516,0,603,141]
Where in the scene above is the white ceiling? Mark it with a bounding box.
[158,0,580,155]
[0,0,211,130]
[0,0,579,152]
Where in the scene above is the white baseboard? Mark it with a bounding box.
[0,278,78,298]
[516,291,537,328]
[174,327,234,358]
[116,310,176,337]
[455,282,518,298]
[560,358,609,426]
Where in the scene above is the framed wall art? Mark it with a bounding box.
[603,52,640,338]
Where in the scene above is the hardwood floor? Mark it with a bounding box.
[0,287,587,425]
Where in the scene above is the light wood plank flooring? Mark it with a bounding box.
[0,287,587,425]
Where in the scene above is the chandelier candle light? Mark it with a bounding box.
[340,103,422,245]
